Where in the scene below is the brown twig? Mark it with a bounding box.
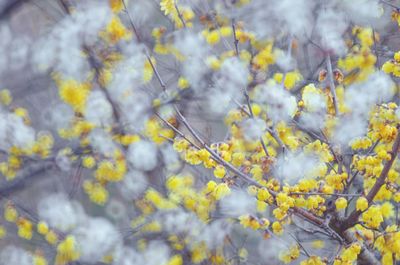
[326,55,339,116]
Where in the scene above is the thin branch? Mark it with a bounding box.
[231,19,240,56]
[289,232,311,258]
[289,192,363,197]
[174,1,186,28]
[326,54,339,116]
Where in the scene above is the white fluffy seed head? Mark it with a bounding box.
[73,217,122,262]
[127,140,158,171]
[37,193,86,232]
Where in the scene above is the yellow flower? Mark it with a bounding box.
[394,192,400,202]
[57,79,91,113]
[206,30,220,45]
[213,165,226,179]
[37,221,49,235]
[143,57,155,83]
[284,71,302,90]
[82,156,96,168]
[207,56,222,70]
[17,217,33,240]
[109,0,123,13]
[178,77,190,89]
[83,181,109,205]
[279,245,300,264]
[45,230,58,245]
[101,16,132,44]
[173,138,190,152]
[300,256,326,265]
[0,89,12,105]
[0,225,6,239]
[362,205,383,228]
[341,243,361,263]
[381,202,394,219]
[272,221,283,235]
[160,0,174,15]
[167,255,183,265]
[257,201,267,212]
[220,26,232,37]
[257,188,271,201]
[238,248,248,260]
[252,43,275,70]
[335,197,347,210]
[232,152,245,166]
[350,137,372,150]
[356,197,368,211]
[34,255,47,265]
[382,252,393,265]
[213,183,231,200]
[4,203,18,222]
[55,235,80,265]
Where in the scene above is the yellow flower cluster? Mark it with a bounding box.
[274,71,303,90]
[334,243,361,265]
[239,215,270,230]
[160,0,194,28]
[279,245,300,264]
[145,118,175,144]
[17,217,33,240]
[0,89,12,105]
[362,205,383,228]
[83,180,109,205]
[202,27,232,45]
[382,51,400,77]
[55,77,91,113]
[109,0,123,13]
[374,225,400,264]
[55,235,80,265]
[325,172,348,191]
[94,156,126,182]
[34,254,48,265]
[252,43,275,70]
[100,16,132,44]
[338,27,376,83]
[369,104,398,142]
[350,137,372,150]
[301,256,326,265]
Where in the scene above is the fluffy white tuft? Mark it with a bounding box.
[37,193,86,232]
[128,140,158,171]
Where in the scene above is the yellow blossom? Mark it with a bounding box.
[83,181,109,205]
[0,89,12,105]
[279,245,300,264]
[37,221,49,235]
[178,77,190,89]
[167,255,183,265]
[0,225,6,239]
[362,205,383,228]
[356,197,368,211]
[4,203,18,222]
[272,221,283,235]
[213,165,226,179]
[57,78,91,113]
[205,30,220,45]
[213,183,231,200]
[101,16,132,44]
[109,0,123,13]
[335,197,347,210]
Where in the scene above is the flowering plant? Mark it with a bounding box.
[1,0,400,264]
